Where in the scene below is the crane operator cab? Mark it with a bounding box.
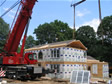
[24,53,38,65]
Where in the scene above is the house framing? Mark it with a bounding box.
[25,40,109,79]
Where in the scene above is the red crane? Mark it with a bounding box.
[4,0,36,53]
[1,0,37,65]
[0,0,53,80]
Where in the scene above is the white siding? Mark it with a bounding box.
[63,47,87,62]
[103,64,109,78]
[25,47,88,79]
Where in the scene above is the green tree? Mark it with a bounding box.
[34,20,73,44]
[97,15,112,44]
[76,25,96,49]
[25,35,36,49]
[76,26,97,57]
[34,23,56,44]
[0,18,9,53]
[50,20,73,41]
[91,42,112,65]
[97,15,112,65]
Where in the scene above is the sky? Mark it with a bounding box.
[0,0,112,39]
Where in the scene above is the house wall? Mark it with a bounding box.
[25,47,87,62]
[25,47,109,79]
[25,47,87,79]
[62,47,87,62]
[87,62,109,78]
[45,63,87,79]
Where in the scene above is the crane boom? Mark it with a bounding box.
[0,0,54,80]
[4,0,37,53]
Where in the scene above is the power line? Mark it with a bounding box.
[0,0,6,7]
[0,0,20,18]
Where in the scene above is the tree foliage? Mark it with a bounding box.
[25,35,36,49]
[34,20,73,44]
[97,15,112,65]
[76,26,96,49]
[97,15,112,44]
[50,20,73,41]
[0,18,9,53]
[75,15,112,65]
[34,23,56,44]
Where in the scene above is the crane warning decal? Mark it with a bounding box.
[0,68,5,77]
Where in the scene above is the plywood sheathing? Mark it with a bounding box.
[68,40,87,50]
[86,60,108,78]
[38,60,107,65]
[25,40,87,51]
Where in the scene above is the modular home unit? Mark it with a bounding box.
[25,40,109,79]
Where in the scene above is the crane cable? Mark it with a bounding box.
[10,0,22,33]
[0,0,6,7]
[0,0,20,18]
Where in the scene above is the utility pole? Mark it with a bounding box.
[71,0,86,39]
[98,0,103,45]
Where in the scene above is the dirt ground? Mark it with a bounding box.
[2,77,111,84]
[3,78,70,84]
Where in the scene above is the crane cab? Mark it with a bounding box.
[24,53,37,64]
[0,52,37,65]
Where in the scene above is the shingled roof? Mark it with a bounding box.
[25,40,87,51]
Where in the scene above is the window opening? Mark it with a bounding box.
[38,51,43,60]
[33,53,37,60]
[28,54,33,60]
[50,64,60,73]
[51,49,60,58]
[84,51,87,58]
